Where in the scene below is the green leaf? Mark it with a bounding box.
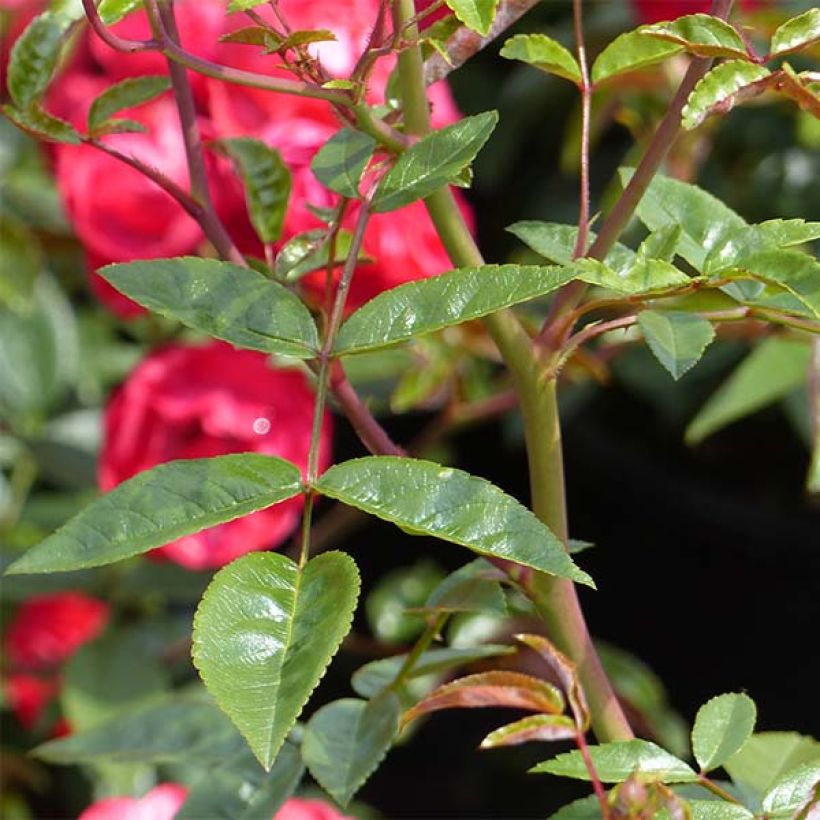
[424,558,507,615]
[274,228,367,282]
[481,714,576,748]
[636,225,683,264]
[505,221,635,274]
[724,732,820,803]
[97,0,143,25]
[2,104,80,144]
[100,257,319,357]
[769,9,820,59]
[682,61,771,130]
[550,795,603,819]
[691,693,757,773]
[316,457,593,587]
[0,218,40,310]
[621,169,746,271]
[373,111,498,213]
[499,34,581,84]
[640,14,748,58]
[177,744,304,820]
[87,76,171,135]
[192,551,360,770]
[219,26,280,49]
[62,630,170,732]
[687,803,754,819]
[7,11,76,107]
[227,0,269,11]
[531,739,697,783]
[311,128,376,200]
[686,338,811,444]
[638,311,715,380]
[335,264,577,355]
[351,645,516,699]
[574,259,691,295]
[5,454,303,574]
[34,695,243,764]
[302,694,400,807]
[591,29,682,85]
[219,138,291,244]
[761,760,820,816]
[444,0,499,37]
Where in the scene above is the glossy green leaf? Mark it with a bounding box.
[591,29,682,85]
[274,229,367,282]
[176,744,304,820]
[88,76,171,134]
[311,128,376,199]
[575,259,691,295]
[481,714,576,748]
[506,221,635,274]
[303,694,400,806]
[686,337,811,444]
[686,803,754,819]
[444,0,499,36]
[640,13,747,58]
[682,61,771,130]
[761,760,820,816]
[316,457,593,586]
[220,139,292,244]
[724,732,820,801]
[692,693,757,772]
[34,696,243,764]
[7,10,77,107]
[373,111,498,212]
[62,630,170,731]
[500,34,581,84]
[531,739,697,783]
[98,0,143,24]
[5,454,303,574]
[638,311,715,380]
[100,257,319,357]
[192,551,360,770]
[621,169,746,271]
[2,103,80,144]
[424,558,507,615]
[769,9,820,58]
[351,645,516,699]
[335,264,577,354]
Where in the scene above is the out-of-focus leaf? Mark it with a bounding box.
[402,671,565,726]
[220,138,291,243]
[691,693,757,773]
[640,14,748,58]
[444,0,499,36]
[685,338,811,444]
[335,264,577,355]
[500,34,581,84]
[682,61,771,130]
[101,257,319,357]
[761,760,820,816]
[192,551,360,770]
[591,29,682,85]
[0,217,40,309]
[423,558,507,616]
[88,76,171,134]
[5,454,303,574]
[480,714,576,748]
[768,8,820,59]
[373,112,498,212]
[531,739,697,783]
[311,128,376,199]
[316,457,593,586]
[638,311,715,380]
[302,694,400,807]
[34,696,243,764]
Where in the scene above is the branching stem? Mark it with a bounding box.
[571,0,591,259]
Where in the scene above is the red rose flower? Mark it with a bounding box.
[276,798,353,820]
[632,0,761,24]
[79,783,189,820]
[98,342,331,569]
[4,592,110,671]
[2,674,58,731]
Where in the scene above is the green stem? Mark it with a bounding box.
[391,0,632,743]
[391,613,448,690]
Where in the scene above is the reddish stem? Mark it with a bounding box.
[81,0,157,52]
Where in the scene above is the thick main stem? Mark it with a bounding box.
[391,0,631,742]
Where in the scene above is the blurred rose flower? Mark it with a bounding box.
[2,674,58,731]
[632,0,761,23]
[276,797,353,820]
[98,342,331,569]
[79,783,189,820]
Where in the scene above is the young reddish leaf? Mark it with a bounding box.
[401,671,566,727]
[640,13,748,59]
[480,714,576,748]
[515,634,589,730]
[768,8,820,59]
[682,61,771,130]
[500,34,581,85]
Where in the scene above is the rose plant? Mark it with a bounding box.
[1,0,819,817]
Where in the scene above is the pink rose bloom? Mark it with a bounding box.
[275,797,353,820]
[98,342,331,570]
[79,784,189,820]
[632,0,762,24]
[4,592,110,671]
